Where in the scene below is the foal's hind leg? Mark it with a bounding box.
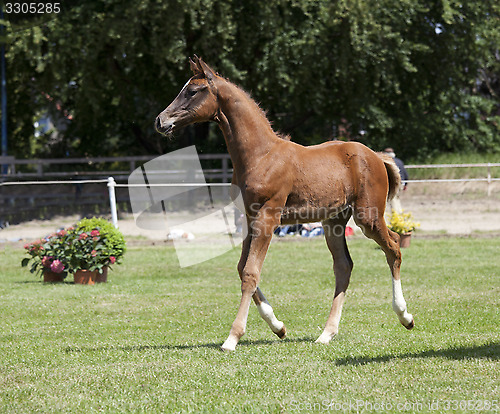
[253,288,287,338]
[316,209,354,344]
[354,206,414,329]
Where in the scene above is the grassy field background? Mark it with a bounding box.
[0,236,499,413]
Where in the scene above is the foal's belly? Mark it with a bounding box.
[280,203,349,224]
[279,177,350,224]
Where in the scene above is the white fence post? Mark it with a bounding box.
[107,176,119,228]
[487,163,492,197]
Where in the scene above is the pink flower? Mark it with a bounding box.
[50,260,65,274]
[79,233,88,240]
[90,230,100,237]
[41,256,53,268]
[91,250,97,257]
[28,240,44,252]
[31,240,42,249]
[24,243,31,250]
[57,230,67,237]
[109,256,116,264]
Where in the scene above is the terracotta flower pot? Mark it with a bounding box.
[73,267,108,285]
[43,270,65,283]
[400,232,412,248]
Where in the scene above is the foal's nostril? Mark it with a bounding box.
[155,117,161,131]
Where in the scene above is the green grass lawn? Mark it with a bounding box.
[0,236,499,413]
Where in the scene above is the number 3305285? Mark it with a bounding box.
[5,3,61,14]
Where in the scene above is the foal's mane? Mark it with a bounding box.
[218,75,291,141]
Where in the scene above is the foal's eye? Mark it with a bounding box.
[187,89,198,97]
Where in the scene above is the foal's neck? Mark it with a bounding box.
[215,80,279,171]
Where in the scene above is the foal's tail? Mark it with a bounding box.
[378,154,401,201]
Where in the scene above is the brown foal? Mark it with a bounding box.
[155,56,414,351]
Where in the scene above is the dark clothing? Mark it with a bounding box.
[394,157,408,183]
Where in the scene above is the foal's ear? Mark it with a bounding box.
[189,58,199,75]
[197,58,216,83]
[189,56,202,76]
[189,55,217,83]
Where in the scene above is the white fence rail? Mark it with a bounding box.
[404,162,500,196]
[406,162,500,168]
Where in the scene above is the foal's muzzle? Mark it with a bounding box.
[155,116,174,135]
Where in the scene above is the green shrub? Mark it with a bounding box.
[76,217,126,261]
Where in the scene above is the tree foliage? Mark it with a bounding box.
[2,0,499,160]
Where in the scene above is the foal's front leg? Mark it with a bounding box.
[221,206,280,351]
[237,225,286,338]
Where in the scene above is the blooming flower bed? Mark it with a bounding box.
[22,217,125,279]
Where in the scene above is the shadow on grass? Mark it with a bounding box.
[64,339,500,362]
[64,336,316,354]
[14,281,44,284]
[15,281,74,284]
[334,341,500,366]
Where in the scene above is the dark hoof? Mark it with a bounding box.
[275,325,287,339]
[404,319,415,330]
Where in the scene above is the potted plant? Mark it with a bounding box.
[22,232,72,282]
[22,217,126,284]
[387,209,420,248]
[71,217,126,284]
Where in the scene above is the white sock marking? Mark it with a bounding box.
[257,301,284,333]
[392,278,413,325]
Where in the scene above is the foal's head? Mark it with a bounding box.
[155,57,220,135]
